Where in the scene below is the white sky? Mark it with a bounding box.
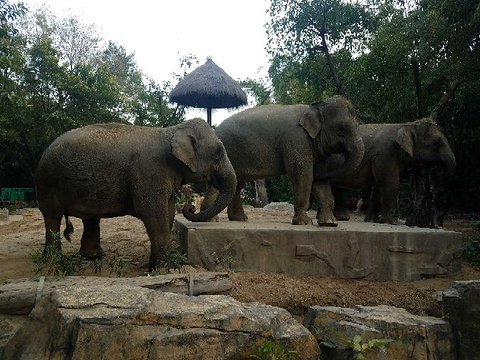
[20,0,272,125]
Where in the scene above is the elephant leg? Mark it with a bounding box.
[79,219,104,258]
[377,181,399,224]
[143,215,171,271]
[168,195,176,231]
[312,181,337,226]
[290,173,313,225]
[227,182,248,221]
[42,216,62,255]
[364,186,381,222]
[332,187,350,221]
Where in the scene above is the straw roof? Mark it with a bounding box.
[169,58,248,109]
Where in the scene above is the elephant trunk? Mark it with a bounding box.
[320,137,365,180]
[442,147,456,180]
[182,157,237,222]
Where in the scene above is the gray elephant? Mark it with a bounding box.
[35,118,237,270]
[314,118,456,224]
[202,96,364,226]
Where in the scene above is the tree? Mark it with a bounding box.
[56,15,101,71]
[16,7,101,70]
[0,0,27,186]
[266,0,376,99]
[239,78,272,106]
[131,79,184,127]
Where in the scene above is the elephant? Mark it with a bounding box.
[313,118,456,224]
[34,118,237,270]
[202,95,364,226]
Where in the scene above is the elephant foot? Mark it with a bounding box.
[292,214,313,225]
[317,210,338,227]
[227,207,248,221]
[317,214,338,227]
[317,219,338,227]
[79,248,105,259]
[228,213,248,221]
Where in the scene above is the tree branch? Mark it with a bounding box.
[411,58,424,118]
[430,79,463,125]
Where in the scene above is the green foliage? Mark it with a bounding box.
[250,340,297,360]
[86,255,130,277]
[463,221,480,267]
[313,323,393,359]
[239,78,272,105]
[313,325,337,350]
[30,230,84,277]
[210,241,235,271]
[266,176,294,203]
[332,331,393,360]
[160,241,189,272]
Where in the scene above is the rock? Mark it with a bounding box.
[304,305,455,360]
[20,208,37,216]
[442,280,480,360]
[0,314,28,357]
[176,217,463,280]
[0,272,232,315]
[0,209,8,222]
[264,202,294,212]
[2,284,320,360]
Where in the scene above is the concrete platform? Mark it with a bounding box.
[174,211,464,281]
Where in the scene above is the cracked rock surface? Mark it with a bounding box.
[2,284,320,360]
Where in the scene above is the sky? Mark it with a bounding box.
[20,0,272,125]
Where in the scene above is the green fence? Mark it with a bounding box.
[0,188,35,204]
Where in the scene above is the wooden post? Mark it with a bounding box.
[207,108,212,126]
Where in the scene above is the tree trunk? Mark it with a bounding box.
[310,9,347,97]
[405,167,447,228]
[430,79,462,125]
[406,78,460,228]
[0,272,231,315]
[411,58,424,118]
[320,34,346,96]
[254,179,269,208]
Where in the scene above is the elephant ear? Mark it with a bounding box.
[299,101,324,138]
[171,127,198,173]
[396,124,415,158]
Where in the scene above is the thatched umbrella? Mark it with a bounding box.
[169,57,248,126]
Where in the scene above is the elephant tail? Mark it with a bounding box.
[63,215,74,241]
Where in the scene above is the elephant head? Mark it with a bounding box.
[301,96,365,179]
[396,118,456,178]
[169,119,237,222]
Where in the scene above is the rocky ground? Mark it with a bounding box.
[0,206,479,318]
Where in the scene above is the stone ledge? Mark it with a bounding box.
[304,305,455,360]
[175,215,463,281]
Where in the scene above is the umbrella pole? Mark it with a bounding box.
[207,108,212,126]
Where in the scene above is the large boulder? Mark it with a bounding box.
[442,280,480,360]
[304,305,455,360]
[2,284,319,360]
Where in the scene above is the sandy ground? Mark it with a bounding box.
[1,206,479,318]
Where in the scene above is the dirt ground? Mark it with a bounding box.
[1,206,479,318]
